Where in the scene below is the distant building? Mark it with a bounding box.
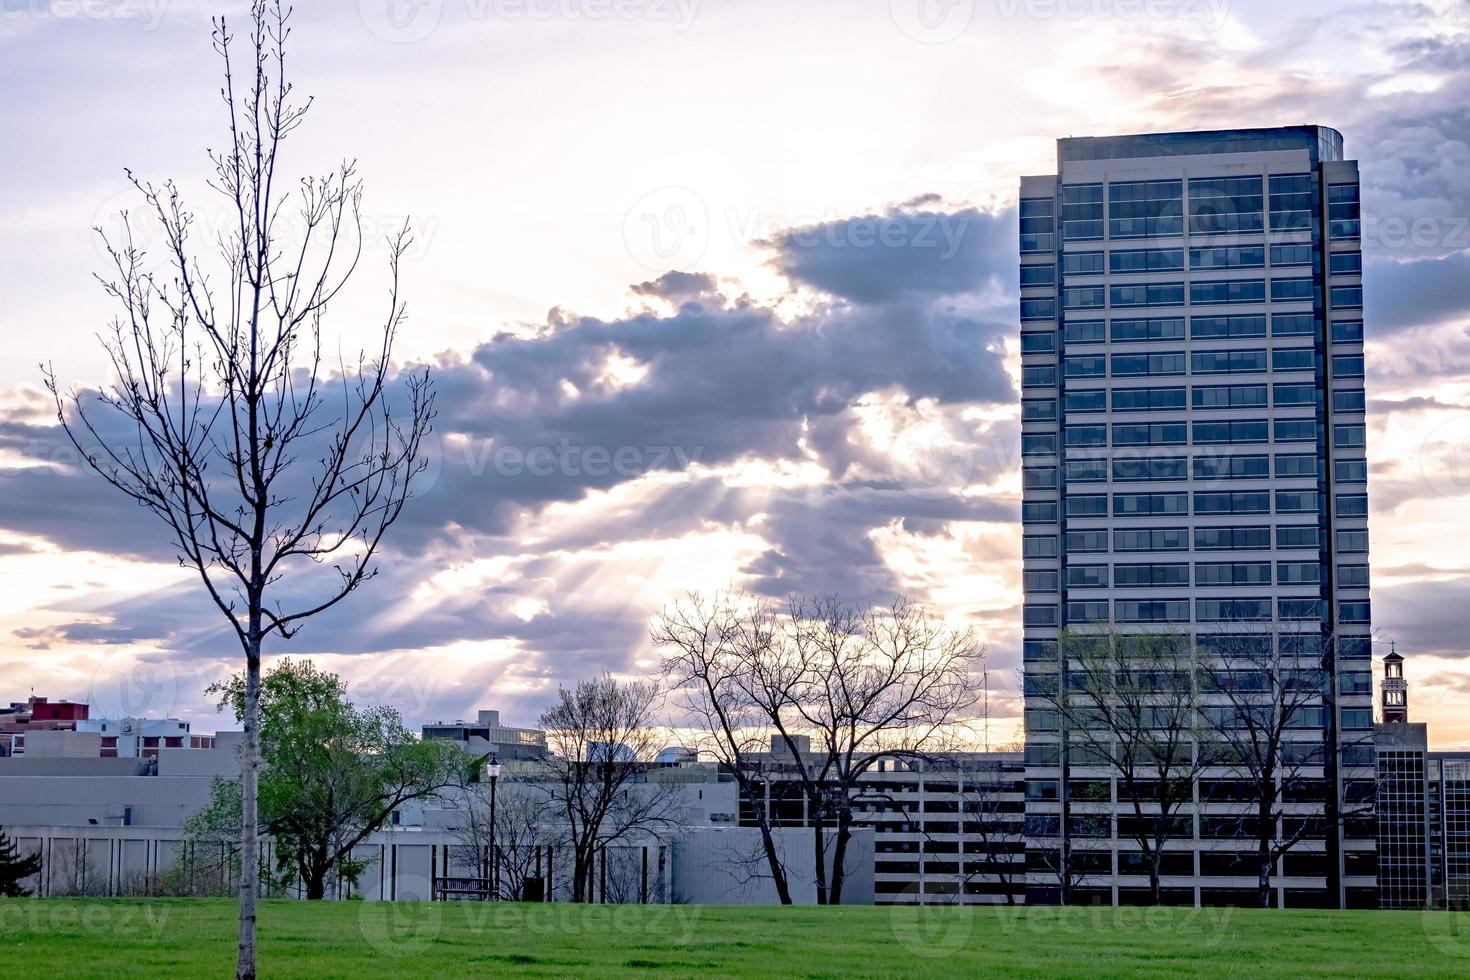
[1374,650,1470,908]
[420,709,549,761]
[1,697,213,759]
[0,697,90,756]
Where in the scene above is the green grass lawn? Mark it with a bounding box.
[4,898,1470,978]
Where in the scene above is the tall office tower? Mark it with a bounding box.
[1018,127,1375,908]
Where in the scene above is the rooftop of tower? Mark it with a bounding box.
[1058,125,1344,164]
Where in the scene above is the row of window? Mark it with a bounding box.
[1021,633,1374,662]
[1029,455,1358,487]
[1021,384,1365,416]
[1023,526,1369,557]
[1021,456,1369,490]
[1031,315,1364,345]
[1031,246,1362,282]
[1022,489,1327,521]
[1024,561,1369,592]
[1025,180,1359,250]
[1044,245,1363,278]
[1052,277,1331,312]
[1022,352,1364,385]
[1021,421,1367,452]
[1023,598,1370,627]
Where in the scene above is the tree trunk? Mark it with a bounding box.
[742,781,792,905]
[829,815,851,905]
[1257,796,1273,909]
[305,872,327,901]
[236,633,261,980]
[810,800,828,905]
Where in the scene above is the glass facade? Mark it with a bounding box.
[1018,126,1372,908]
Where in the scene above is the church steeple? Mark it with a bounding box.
[1382,642,1408,723]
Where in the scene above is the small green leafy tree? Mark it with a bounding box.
[0,826,43,897]
[198,659,474,899]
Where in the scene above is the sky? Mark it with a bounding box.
[2,0,1470,747]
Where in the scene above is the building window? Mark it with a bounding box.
[1189,175,1264,235]
[1193,349,1267,374]
[1064,319,1106,344]
[1334,424,1367,449]
[1060,184,1104,241]
[1111,282,1185,308]
[1191,279,1266,305]
[1192,315,1266,339]
[1192,245,1265,269]
[1270,243,1313,266]
[1021,297,1057,320]
[1020,196,1056,253]
[1062,250,1104,276]
[1272,313,1315,336]
[1110,179,1184,238]
[1021,264,1056,287]
[1274,453,1317,478]
[1111,248,1183,273]
[1272,347,1315,372]
[1269,174,1314,231]
[1020,331,1057,354]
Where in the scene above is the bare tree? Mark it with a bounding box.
[1032,627,1206,905]
[653,592,796,904]
[536,675,683,902]
[446,776,559,901]
[950,756,1025,905]
[43,5,433,976]
[753,596,983,904]
[1196,627,1371,908]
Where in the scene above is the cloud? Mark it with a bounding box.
[0,200,1022,723]
[762,206,1014,305]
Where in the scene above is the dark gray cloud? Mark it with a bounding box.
[1364,251,1470,335]
[762,206,1014,305]
[629,270,719,301]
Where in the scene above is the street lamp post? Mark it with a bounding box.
[487,755,501,900]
